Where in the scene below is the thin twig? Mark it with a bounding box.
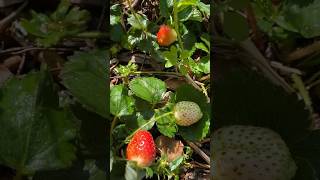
[0,47,73,55]
[286,41,320,62]
[270,61,303,75]
[200,138,210,144]
[306,70,320,85]
[185,74,202,91]
[131,0,142,8]
[245,3,265,51]
[134,71,183,77]
[0,0,28,32]
[193,161,210,169]
[199,74,210,82]
[17,53,25,75]
[187,141,210,165]
[307,79,320,90]
[240,40,295,93]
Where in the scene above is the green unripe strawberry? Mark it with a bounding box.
[173,101,203,126]
[211,125,297,180]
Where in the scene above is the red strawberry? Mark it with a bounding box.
[157,25,177,46]
[126,130,156,167]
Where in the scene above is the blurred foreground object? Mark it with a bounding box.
[0,0,24,8]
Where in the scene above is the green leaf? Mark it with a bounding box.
[222,11,249,41]
[111,24,127,43]
[127,13,148,30]
[197,55,210,74]
[178,6,204,22]
[162,46,178,68]
[251,0,274,18]
[115,62,138,77]
[200,33,210,49]
[136,38,155,54]
[112,124,130,149]
[188,8,203,22]
[181,29,197,50]
[195,42,209,53]
[276,0,320,38]
[155,104,178,138]
[0,71,76,175]
[20,0,90,47]
[145,167,154,178]
[71,105,107,156]
[180,48,195,60]
[129,77,166,104]
[110,85,135,117]
[178,63,189,75]
[177,0,199,9]
[110,4,122,25]
[127,28,144,46]
[160,0,172,18]
[50,0,71,20]
[175,85,210,141]
[61,50,108,118]
[197,2,210,17]
[169,156,184,171]
[178,6,193,21]
[125,112,155,131]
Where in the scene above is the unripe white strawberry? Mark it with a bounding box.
[173,101,203,126]
[212,125,297,180]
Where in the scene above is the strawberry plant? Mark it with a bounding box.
[19,0,106,47]
[110,0,210,179]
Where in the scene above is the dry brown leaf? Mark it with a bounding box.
[165,78,186,90]
[156,135,184,162]
[3,55,22,73]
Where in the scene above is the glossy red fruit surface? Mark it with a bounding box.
[126,130,156,167]
[157,25,177,46]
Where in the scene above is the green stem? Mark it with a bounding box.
[75,31,108,38]
[124,111,173,143]
[292,74,313,113]
[172,2,203,93]
[173,3,184,51]
[133,71,182,76]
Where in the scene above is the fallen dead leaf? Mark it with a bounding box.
[3,55,22,73]
[156,135,184,162]
[165,78,186,90]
